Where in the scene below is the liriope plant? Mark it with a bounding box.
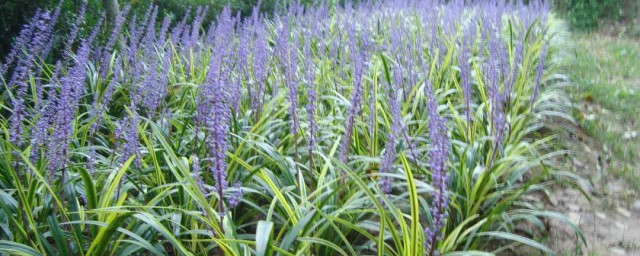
[0,0,582,255]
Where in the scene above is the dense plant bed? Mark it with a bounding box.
[0,0,581,255]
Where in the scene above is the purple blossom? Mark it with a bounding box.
[8,9,51,85]
[189,6,209,48]
[211,7,234,66]
[49,19,104,160]
[505,31,525,104]
[157,16,172,46]
[118,104,141,168]
[123,13,145,106]
[227,182,243,209]
[277,22,300,136]
[428,14,443,67]
[171,7,191,46]
[486,37,505,125]
[304,40,317,156]
[101,4,130,77]
[126,13,140,61]
[66,0,88,54]
[8,97,26,147]
[252,25,269,112]
[199,17,235,211]
[2,9,41,76]
[48,38,92,175]
[141,6,159,50]
[251,0,263,26]
[236,24,251,112]
[237,25,251,78]
[87,147,96,175]
[207,104,230,206]
[140,56,160,112]
[180,24,192,49]
[459,23,476,126]
[8,10,53,147]
[493,111,507,154]
[30,62,62,164]
[92,57,122,135]
[378,81,401,195]
[424,84,449,256]
[86,15,103,48]
[338,25,366,165]
[135,4,154,47]
[531,44,547,104]
[329,36,339,65]
[140,51,170,114]
[191,156,207,194]
[204,21,217,47]
[39,1,62,61]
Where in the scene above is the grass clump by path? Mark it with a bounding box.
[570,33,640,189]
[545,31,640,255]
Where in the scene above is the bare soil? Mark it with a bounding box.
[545,31,640,255]
[546,122,640,255]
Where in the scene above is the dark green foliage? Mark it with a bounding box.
[0,0,325,59]
[0,0,53,57]
[0,0,103,59]
[555,0,620,30]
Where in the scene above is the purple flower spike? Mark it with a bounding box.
[171,7,191,46]
[192,156,207,194]
[39,1,62,61]
[339,25,366,165]
[227,182,244,209]
[304,39,318,156]
[66,0,87,54]
[198,20,235,213]
[48,37,93,176]
[531,44,547,104]
[87,147,96,175]
[505,31,525,104]
[378,81,402,195]
[30,62,62,164]
[190,6,209,48]
[2,9,40,77]
[276,19,301,136]
[7,9,54,147]
[119,105,141,168]
[486,37,505,125]
[424,84,449,256]
[101,4,130,77]
[459,23,476,126]
[252,24,269,112]
[142,6,159,50]
[157,16,171,46]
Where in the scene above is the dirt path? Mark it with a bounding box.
[547,32,640,256]
[548,133,640,255]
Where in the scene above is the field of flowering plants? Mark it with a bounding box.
[0,0,583,255]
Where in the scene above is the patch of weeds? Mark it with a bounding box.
[611,165,640,192]
[569,34,640,163]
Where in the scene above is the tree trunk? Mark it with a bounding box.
[102,0,120,25]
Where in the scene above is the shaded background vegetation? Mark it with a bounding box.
[2,0,638,59]
[0,0,322,58]
[554,0,638,32]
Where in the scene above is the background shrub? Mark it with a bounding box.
[554,0,621,31]
[0,0,330,58]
